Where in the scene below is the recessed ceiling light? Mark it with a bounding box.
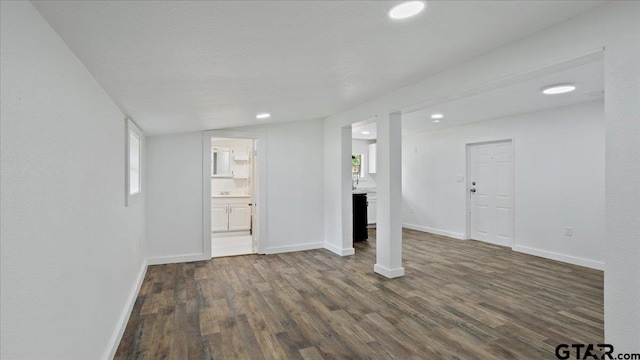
[541,84,576,95]
[389,1,425,20]
[433,120,441,123]
[431,113,444,119]
[362,131,371,135]
[256,113,271,119]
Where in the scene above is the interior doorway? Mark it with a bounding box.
[210,137,256,257]
[466,139,514,247]
[202,131,266,258]
[351,120,378,232]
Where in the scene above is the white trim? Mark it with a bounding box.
[402,224,604,270]
[264,242,324,254]
[324,242,355,256]
[512,245,604,270]
[125,118,144,207]
[341,126,354,253]
[465,138,515,247]
[105,259,147,360]
[202,135,212,258]
[147,253,207,266]
[374,264,405,278]
[202,130,267,259]
[402,223,466,240]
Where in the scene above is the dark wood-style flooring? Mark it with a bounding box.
[115,229,603,359]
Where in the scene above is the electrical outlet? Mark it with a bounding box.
[565,227,573,236]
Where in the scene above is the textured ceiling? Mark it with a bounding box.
[32,1,604,135]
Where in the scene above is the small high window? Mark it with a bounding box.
[126,119,144,206]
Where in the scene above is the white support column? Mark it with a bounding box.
[374,112,404,278]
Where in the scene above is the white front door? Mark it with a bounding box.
[468,140,513,247]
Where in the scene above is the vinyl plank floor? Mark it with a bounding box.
[115,229,603,359]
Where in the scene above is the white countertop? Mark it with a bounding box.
[212,195,251,198]
[353,188,377,194]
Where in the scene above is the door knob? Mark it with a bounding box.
[470,188,476,193]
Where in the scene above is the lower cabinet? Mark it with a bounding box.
[211,205,230,232]
[211,203,251,232]
[228,204,251,231]
[367,194,377,225]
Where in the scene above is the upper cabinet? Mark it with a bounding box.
[368,143,377,174]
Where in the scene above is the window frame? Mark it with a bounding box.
[125,118,144,206]
[352,153,366,179]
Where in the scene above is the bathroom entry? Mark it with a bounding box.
[210,137,258,257]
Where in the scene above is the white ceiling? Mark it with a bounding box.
[32,1,604,136]
[401,59,604,134]
[352,58,604,139]
[352,121,378,140]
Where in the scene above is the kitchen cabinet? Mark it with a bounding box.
[368,143,377,174]
[367,193,377,225]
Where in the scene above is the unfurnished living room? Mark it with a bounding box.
[1,1,638,359]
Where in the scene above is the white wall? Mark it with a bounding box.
[324,2,639,349]
[146,132,204,263]
[403,101,605,269]
[324,125,355,256]
[0,2,147,359]
[352,139,377,189]
[146,118,325,261]
[256,119,325,253]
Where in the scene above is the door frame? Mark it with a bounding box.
[465,138,515,247]
[202,130,267,258]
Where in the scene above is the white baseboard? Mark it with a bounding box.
[401,224,603,270]
[512,245,604,270]
[147,253,207,265]
[324,242,355,256]
[105,259,148,360]
[374,264,405,278]
[402,223,466,240]
[264,242,324,254]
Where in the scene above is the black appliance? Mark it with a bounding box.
[353,193,368,243]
